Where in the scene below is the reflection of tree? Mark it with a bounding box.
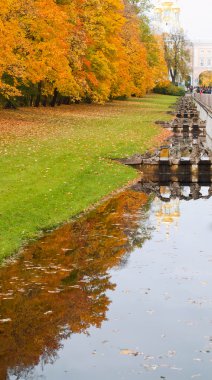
[0,190,151,379]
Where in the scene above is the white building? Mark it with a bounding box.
[191,42,212,85]
[153,0,181,34]
[152,1,212,86]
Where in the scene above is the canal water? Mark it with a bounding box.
[0,181,212,379]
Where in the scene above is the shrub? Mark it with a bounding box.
[153,83,185,96]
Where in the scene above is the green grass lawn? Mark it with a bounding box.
[0,94,176,260]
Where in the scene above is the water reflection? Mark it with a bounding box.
[133,181,212,202]
[133,182,212,239]
[1,182,212,379]
[0,190,151,380]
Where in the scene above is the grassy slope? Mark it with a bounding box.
[0,95,176,260]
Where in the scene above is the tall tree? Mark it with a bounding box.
[140,18,168,86]
[163,31,190,85]
[199,71,212,86]
[122,1,150,96]
[22,0,79,105]
[0,0,26,100]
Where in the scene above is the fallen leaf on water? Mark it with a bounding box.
[146,309,155,315]
[144,355,154,360]
[200,281,208,286]
[2,297,14,300]
[167,350,176,357]
[48,290,61,294]
[143,364,158,371]
[120,349,142,356]
[170,366,182,371]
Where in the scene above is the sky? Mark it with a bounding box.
[173,0,212,41]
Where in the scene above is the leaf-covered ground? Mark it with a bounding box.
[0,95,176,260]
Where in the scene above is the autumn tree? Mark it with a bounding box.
[139,17,168,86]
[77,0,127,102]
[121,1,150,96]
[163,31,191,85]
[0,0,169,106]
[0,0,79,106]
[19,0,79,106]
[199,71,212,86]
[0,0,26,102]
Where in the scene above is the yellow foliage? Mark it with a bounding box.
[199,71,212,86]
[0,0,169,103]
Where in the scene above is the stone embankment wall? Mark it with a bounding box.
[194,94,212,149]
[121,96,212,184]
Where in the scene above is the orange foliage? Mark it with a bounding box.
[122,3,151,96]
[0,0,168,103]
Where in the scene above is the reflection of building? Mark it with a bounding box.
[153,0,181,34]
[191,42,212,85]
[154,187,180,238]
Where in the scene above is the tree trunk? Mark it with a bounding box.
[170,69,174,83]
[30,95,34,107]
[42,96,47,107]
[57,95,62,106]
[4,99,17,109]
[35,81,42,107]
[50,88,58,107]
[170,69,176,85]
